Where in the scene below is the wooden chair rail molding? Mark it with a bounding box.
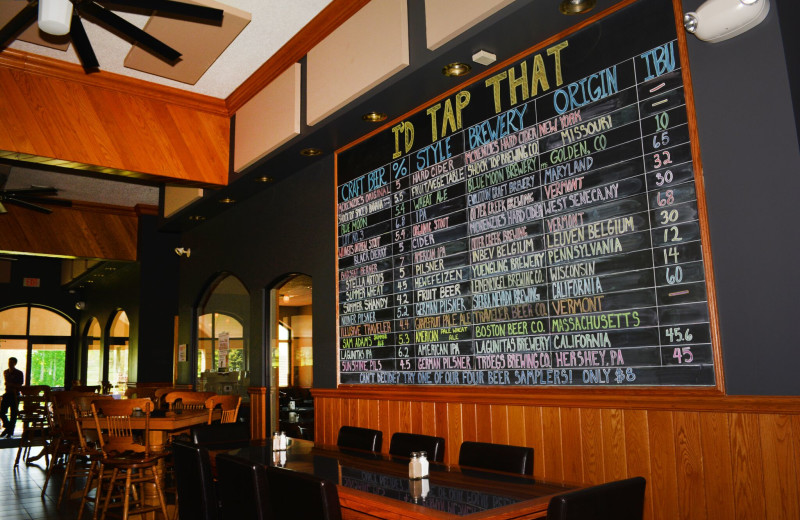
[312,387,800,520]
[314,386,800,414]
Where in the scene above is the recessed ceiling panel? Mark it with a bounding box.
[123,0,251,85]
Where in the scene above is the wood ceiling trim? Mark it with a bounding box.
[0,48,229,116]
[225,0,372,114]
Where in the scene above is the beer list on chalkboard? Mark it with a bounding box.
[336,0,717,387]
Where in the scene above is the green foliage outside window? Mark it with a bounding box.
[29,351,66,387]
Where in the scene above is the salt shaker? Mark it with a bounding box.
[272,431,281,451]
[418,451,429,478]
[279,431,288,450]
[408,452,422,479]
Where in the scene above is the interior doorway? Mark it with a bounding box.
[270,274,313,440]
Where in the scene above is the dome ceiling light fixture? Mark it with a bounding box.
[0,0,224,71]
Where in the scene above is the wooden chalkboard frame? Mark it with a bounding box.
[334,0,724,394]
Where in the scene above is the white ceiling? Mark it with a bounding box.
[7,0,333,99]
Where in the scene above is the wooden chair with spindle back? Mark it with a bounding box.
[90,398,169,520]
[165,391,216,412]
[204,394,241,425]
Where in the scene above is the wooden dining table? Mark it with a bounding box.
[223,441,581,520]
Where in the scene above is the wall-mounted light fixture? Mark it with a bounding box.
[362,111,388,123]
[684,0,770,43]
[559,0,596,15]
[175,247,191,258]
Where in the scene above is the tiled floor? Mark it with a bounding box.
[0,445,90,520]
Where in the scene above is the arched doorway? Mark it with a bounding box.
[83,318,102,387]
[105,310,129,394]
[269,274,313,439]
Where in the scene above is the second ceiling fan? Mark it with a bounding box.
[0,0,224,70]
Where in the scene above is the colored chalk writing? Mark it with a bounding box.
[336,0,715,387]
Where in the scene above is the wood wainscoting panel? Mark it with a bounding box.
[312,388,800,520]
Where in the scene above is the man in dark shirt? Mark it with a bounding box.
[1,357,24,437]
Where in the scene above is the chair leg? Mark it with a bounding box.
[121,470,133,520]
[56,448,77,507]
[98,467,118,520]
[41,437,64,497]
[152,466,169,520]
[78,459,98,520]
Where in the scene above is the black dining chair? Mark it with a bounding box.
[171,440,221,520]
[458,441,534,475]
[215,453,272,520]
[190,421,251,450]
[266,466,342,520]
[546,476,647,520]
[336,425,382,452]
[389,432,445,462]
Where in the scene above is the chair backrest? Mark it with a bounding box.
[165,391,216,411]
[389,432,445,462]
[190,421,251,450]
[71,385,101,393]
[336,426,382,452]
[153,387,175,408]
[17,385,51,428]
[215,453,272,520]
[546,477,647,520]
[458,441,533,475]
[171,440,220,520]
[91,398,153,456]
[266,466,342,520]
[205,395,241,424]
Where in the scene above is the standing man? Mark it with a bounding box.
[1,357,24,437]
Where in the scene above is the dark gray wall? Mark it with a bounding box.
[682,0,800,394]
[175,0,800,395]
[178,158,337,389]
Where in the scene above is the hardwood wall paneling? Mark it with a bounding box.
[729,413,765,519]
[305,0,409,126]
[446,402,463,465]
[541,407,563,481]
[560,407,583,483]
[601,408,627,482]
[647,411,679,520]
[674,412,707,520]
[490,404,509,444]
[623,410,652,520]
[476,403,492,442]
[0,202,138,260]
[523,406,544,480]
[698,413,735,520]
[579,408,604,485]
[507,405,525,448]
[757,414,798,520]
[0,55,229,185]
[311,390,800,520]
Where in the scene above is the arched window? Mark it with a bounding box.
[195,274,249,397]
[106,310,129,394]
[83,318,102,387]
[0,305,73,387]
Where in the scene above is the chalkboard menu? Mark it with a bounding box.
[336,0,718,387]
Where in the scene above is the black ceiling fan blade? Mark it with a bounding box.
[5,187,59,198]
[99,0,224,22]
[0,1,38,49]
[32,197,72,208]
[77,1,181,62]
[3,197,53,214]
[70,13,99,69]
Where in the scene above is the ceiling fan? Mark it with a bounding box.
[0,168,72,214]
[0,0,224,70]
